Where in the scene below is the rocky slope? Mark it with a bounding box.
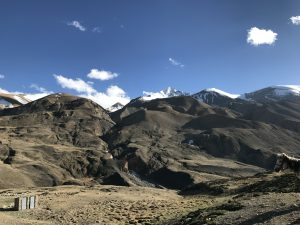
[169,172,300,225]
[1,91,300,190]
[0,94,119,188]
[107,95,300,188]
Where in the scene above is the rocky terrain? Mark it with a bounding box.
[0,86,300,224]
[1,90,300,189]
[0,94,117,188]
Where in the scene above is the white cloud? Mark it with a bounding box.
[0,74,4,79]
[81,85,130,109]
[2,70,125,109]
[290,16,300,25]
[27,84,51,100]
[1,72,130,109]
[168,58,184,68]
[67,20,86,31]
[247,27,278,46]
[87,69,118,81]
[25,93,51,101]
[54,74,96,94]
[92,27,102,33]
[0,87,9,93]
[53,74,130,108]
[106,85,126,97]
[87,81,94,85]
[30,84,47,92]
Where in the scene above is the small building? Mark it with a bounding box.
[14,196,38,211]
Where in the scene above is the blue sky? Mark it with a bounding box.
[1,0,300,107]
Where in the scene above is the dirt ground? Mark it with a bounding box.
[0,173,300,225]
[0,185,219,225]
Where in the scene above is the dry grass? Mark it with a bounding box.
[0,185,216,225]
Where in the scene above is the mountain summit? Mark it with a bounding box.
[241,85,300,102]
[192,88,239,106]
[140,87,188,101]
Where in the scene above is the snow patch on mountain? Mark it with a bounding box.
[0,92,32,107]
[141,87,188,101]
[240,85,300,101]
[192,88,240,104]
[271,85,300,96]
[205,88,240,99]
[14,95,31,104]
[107,102,124,112]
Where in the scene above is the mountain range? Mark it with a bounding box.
[2,85,300,112]
[140,85,300,107]
[1,84,300,189]
[117,85,300,111]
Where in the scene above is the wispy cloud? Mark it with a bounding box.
[168,58,184,68]
[0,74,4,79]
[87,69,118,81]
[53,74,129,108]
[247,27,278,46]
[67,20,86,31]
[54,74,96,94]
[92,27,102,33]
[30,84,47,92]
[290,16,300,25]
[0,87,9,93]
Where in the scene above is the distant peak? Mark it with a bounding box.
[107,102,124,112]
[162,86,177,94]
[141,87,188,101]
[197,88,240,99]
[270,85,300,95]
[243,85,300,101]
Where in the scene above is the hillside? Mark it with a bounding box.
[0,94,116,188]
[0,91,300,190]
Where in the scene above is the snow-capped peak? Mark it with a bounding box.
[141,87,188,101]
[241,85,300,102]
[270,85,300,96]
[203,88,240,99]
[191,88,239,106]
[107,102,124,112]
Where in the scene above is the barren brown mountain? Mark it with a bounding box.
[1,92,300,224]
